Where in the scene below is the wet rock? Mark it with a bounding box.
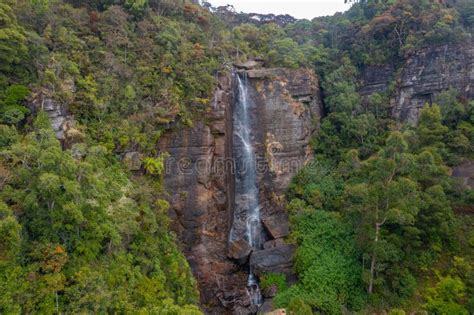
[213,189,227,209]
[228,238,252,261]
[158,72,245,314]
[249,244,296,276]
[124,151,142,171]
[263,238,286,250]
[262,216,289,239]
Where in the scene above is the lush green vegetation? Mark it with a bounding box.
[0,113,200,313]
[274,0,474,311]
[0,0,472,313]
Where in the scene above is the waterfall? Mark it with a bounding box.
[231,71,263,308]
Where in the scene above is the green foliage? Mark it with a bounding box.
[0,2,27,83]
[424,275,469,315]
[275,211,365,314]
[388,309,406,315]
[0,113,200,313]
[0,85,30,125]
[322,56,360,113]
[260,272,287,292]
[143,155,167,176]
[287,100,462,311]
[315,112,382,160]
[267,38,306,68]
[0,0,472,314]
[287,297,313,315]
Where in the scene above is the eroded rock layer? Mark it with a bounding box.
[158,68,322,314]
[357,42,474,124]
[393,43,474,123]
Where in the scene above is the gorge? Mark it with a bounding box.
[1,1,473,314]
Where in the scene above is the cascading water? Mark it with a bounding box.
[230,71,263,308]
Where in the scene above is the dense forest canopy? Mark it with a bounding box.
[0,0,473,313]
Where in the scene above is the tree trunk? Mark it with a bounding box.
[368,222,380,294]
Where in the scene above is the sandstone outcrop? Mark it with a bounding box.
[158,67,322,314]
[358,42,474,124]
[29,87,82,146]
[393,43,474,124]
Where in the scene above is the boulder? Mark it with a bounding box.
[260,299,274,313]
[249,244,296,276]
[228,238,252,261]
[262,216,289,239]
[263,238,285,249]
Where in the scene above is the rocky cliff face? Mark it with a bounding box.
[358,41,474,124]
[158,67,322,314]
[29,86,83,147]
[393,42,474,124]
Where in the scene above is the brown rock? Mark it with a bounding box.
[246,68,286,79]
[158,69,321,314]
[262,216,289,239]
[228,238,252,260]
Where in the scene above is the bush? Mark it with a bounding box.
[260,273,287,292]
[388,309,406,315]
[287,297,312,315]
[424,275,469,315]
[274,210,366,314]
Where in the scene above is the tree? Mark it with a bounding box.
[267,38,306,68]
[344,132,422,294]
[0,202,22,314]
[424,275,469,315]
[417,104,449,149]
[322,56,361,114]
[0,113,200,312]
[0,85,30,125]
[0,3,27,87]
